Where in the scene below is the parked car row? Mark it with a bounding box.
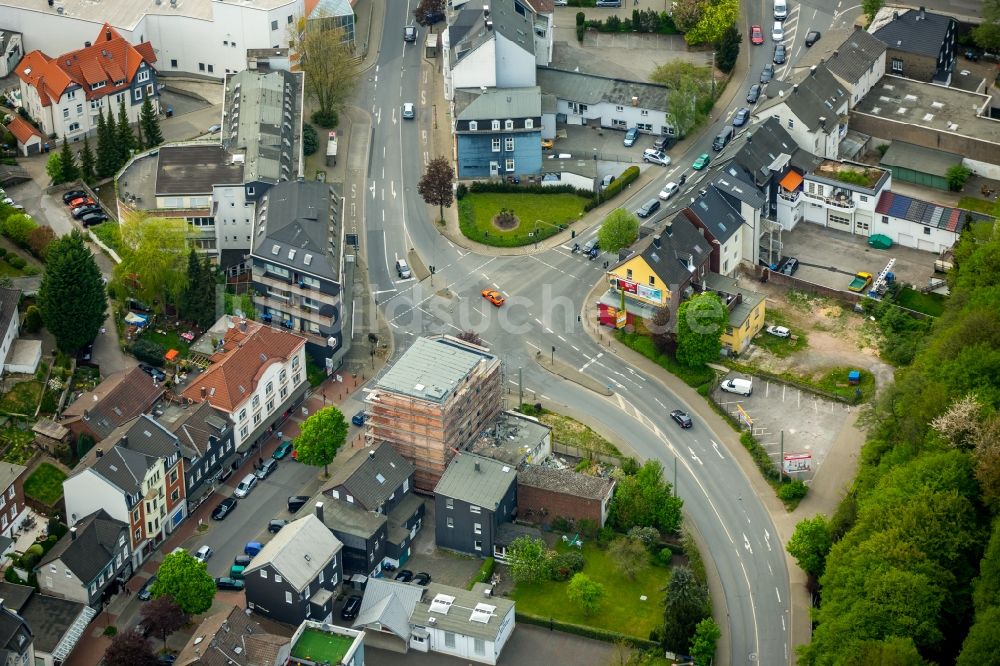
[61,188,107,226]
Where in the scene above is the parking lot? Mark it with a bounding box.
[778,223,939,292]
[714,373,858,480]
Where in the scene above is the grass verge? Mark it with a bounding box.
[614,331,715,388]
[895,286,946,317]
[90,223,122,253]
[957,196,999,216]
[458,192,589,247]
[24,463,67,506]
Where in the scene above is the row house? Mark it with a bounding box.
[754,65,849,160]
[434,454,516,558]
[15,24,157,141]
[453,87,542,179]
[162,401,238,509]
[0,463,27,539]
[60,366,165,445]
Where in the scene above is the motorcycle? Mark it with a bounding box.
[571,243,580,254]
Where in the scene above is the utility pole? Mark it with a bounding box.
[550,346,555,365]
[710,51,716,99]
[779,430,784,482]
[518,368,523,408]
[674,457,678,497]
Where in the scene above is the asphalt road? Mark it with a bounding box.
[359,2,861,663]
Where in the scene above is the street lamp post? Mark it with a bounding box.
[710,51,716,98]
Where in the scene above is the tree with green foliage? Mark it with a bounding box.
[116,99,136,168]
[3,213,37,246]
[675,292,725,367]
[293,406,348,476]
[841,637,927,665]
[608,460,683,534]
[959,605,1000,665]
[597,208,639,253]
[103,629,157,666]
[661,566,709,653]
[45,151,65,185]
[566,573,605,616]
[150,550,215,616]
[974,0,1000,51]
[79,135,96,185]
[670,0,703,33]
[38,231,107,353]
[505,536,550,584]
[114,214,189,314]
[179,248,217,327]
[862,0,885,25]
[27,225,57,261]
[608,535,648,579]
[302,123,318,156]
[23,305,42,333]
[57,136,78,184]
[714,23,741,74]
[787,515,833,578]
[684,0,738,45]
[289,17,358,127]
[138,95,163,148]
[946,164,972,192]
[689,617,721,666]
[651,61,712,138]
[96,109,115,178]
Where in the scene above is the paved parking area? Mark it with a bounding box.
[714,374,858,480]
[400,498,484,589]
[779,223,938,291]
[550,124,661,181]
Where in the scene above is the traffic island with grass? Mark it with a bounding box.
[458,190,590,247]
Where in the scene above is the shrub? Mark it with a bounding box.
[584,166,640,211]
[576,11,585,26]
[467,557,496,589]
[6,255,26,270]
[655,547,674,567]
[23,305,42,333]
[27,226,57,261]
[103,626,117,637]
[596,526,615,548]
[550,516,574,533]
[455,183,468,200]
[2,214,37,246]
[777,479,809,502]
[302,123,318,156]
[548,550,585,581]
[577,23,586,42]
[311,109,338,128]
[0,247,6,258]
[467,181,591,198]
[131,339,165,366]
[21,543,44,569]
[577,518,599,540]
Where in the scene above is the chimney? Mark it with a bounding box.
[918,6,925,19]
[665,221,673,236]
[70,527,77,541]
[819,116,827,129]
[314,501,324,524]
[239,319,247,332]
[83,409,91,421]
[893,10,899,19]
[486,20,493,30]
[474,461,481,473]
[687,254,695,272]
[96,448,103,458]
[119,435,128,448]
[746,132,753,143]
[368,449,375,459]
[200,387,207,398]
[832,50,839,58]
[652,234,662,249]
[631,96,639,107]
[84,41,92,48]
[483,4,490,17]
[793,84,799,94]
[105,28,112,40]
[810,65,817,76]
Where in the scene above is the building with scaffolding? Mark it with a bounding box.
[365,336,503,492]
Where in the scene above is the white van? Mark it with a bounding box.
[720,378,753,396]
[773,0,787,20]
[234,474,257,498]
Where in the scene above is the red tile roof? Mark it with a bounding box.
[5,116,45,145]
[15,23,157,107]
[181,325,306,413]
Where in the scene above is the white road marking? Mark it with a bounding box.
[775,587,781,604]
[688,447,703,465]
[711,441,725,459]
[744,533,753,555]
[557,335,566,342]
[579,352,604,372]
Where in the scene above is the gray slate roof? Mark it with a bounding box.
[325,442,413,512]
[537,67,668,112]
[0,288,21,347]
[154,145,244,196]
[621,214,712,287]
[0,463,26,497]
[252,179,341,283]
[455,87,541,121]
[822,28,887,85]
[712,168,766,209]
[106,414,180,458]
[37,510,127,584]
[169,401,231,459]
[701,273,766,330]
[409,582,515,642]
[879,141,963,178]
[516,465,614,500]
[687,186,745,245]
[759,65,848,131]
[730,117,822,186]
[449,0,535,71]
[312,496,385,538]
[433,453,515,510]
[376,336,496,404]
[84,445,159,496]
[18,593,85,653]
[245,514,342,592]
[353,578,425,640]
[872,8,954,58]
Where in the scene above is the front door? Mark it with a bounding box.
[490,161,499,177]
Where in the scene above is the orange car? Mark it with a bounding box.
[481,289,505,307]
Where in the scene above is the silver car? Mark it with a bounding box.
[642,149,671,166]
[402,103,415,119]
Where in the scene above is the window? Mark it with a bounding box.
[239,408,247,421]
[881,215,889,224]
[147,84,154,96]
[133,509,140,523]
[279,369,287,383]
[253,412,262,425]
[445,498,453,509]
[272,20,279,30]
[134,88,142,101]
[491,138,501,152]
[63,108,69,119]
[505,159,515,172]
[525,118,534,129]
[787,118,794,129]
[285,591,293,603]
[468,121,478,131]
[474,539,483,551]
[275,574,283,583]
[641,109,649,116]
[504,137,514,151]
[626,269,633,280]
[207,65,214,73]
[504,119,514,130]
[240,425,248,439]
[474,638,486,655]
[67,90,76,100]
[445,632,456,648]
[615,105,624,112]
[860,195,868,202]
[288,14,293,23]
[199,63,205,72]
[470,505,481,514]
[891,58,903,72]
[76,104,83,115]
[68,122,80,132]
[252,395,260,408]
[447,517,454,528]
[266,399,274,412]
[491,120,500,131]
[294,373,301,385]
[259,570,268,579]
[223,40,228,46]
[170,469,178,484]
[266,381,273,395]
[649,275,655,285]
[171,489,179,502]
[138,69,149,83]
[292,356,300,368]
[135,527,142,541]
[923,226,931,235]
[474,522,482,534]
[280,386,288,399]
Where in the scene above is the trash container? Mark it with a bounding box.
[166,106,174,118]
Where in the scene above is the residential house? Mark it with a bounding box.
[0,463,27,539]
[878,141,963,191]
[305,443,423,576]
[453,87,542,179]
[353,579,516,665]
[288,620,364,666]
[160,401,238,509]
[710,169,767,268]
[176,605,291,666]
[0,585,33,665]
[600,214,712,328]
[792,26,886,109]
[516,465,615,528]
[60,366,166,444]
[244,514,344,626]
[518,0,554,67]
[35,510,131,609]
[250,179,350,370]
[536,67,672,137]
[13,586,94,666]
[367,335,503,491]
[874,192,991,254]
[700,273,766,355]
[181,318,308,454]
[5,116,44,157]
[776,159,891,236]
[222,65,304,200]
[0,0,303,80]
[442,1,537,101]
[681,187,748,277]
[0,287,33,376]
[870,6,956,84]
[14,24,157,141]
[754,65,849,159]
[0,30,23,77]
[468,411,551,468]
[434,453,516,558]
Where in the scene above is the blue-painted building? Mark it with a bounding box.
[454,86,542,179]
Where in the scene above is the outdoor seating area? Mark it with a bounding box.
[11,508,49,555]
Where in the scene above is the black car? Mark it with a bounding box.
[288,495,310,513]
[256,458,278,480]
[780,257,799,275]
[760,63,774,84]
[746,84,762,104]
[415,8,444,25]
[773,44,787,64]
[215,577,245,591]
[62,190,87,204]
[72,204,101,219]
[413,572,432,586]
[81,211,108,227]
[233,554,253,567]
[268,519,288,533]
[670,409,693,429]
[137,575,157,601]
[76,339,96,366]
[653,135,677,151]
[804,30,821,47]
[395,569,414,582]
[139,363,167,382]
[212,497,238,521]
[341,595,363,620]
[635,199,661,219]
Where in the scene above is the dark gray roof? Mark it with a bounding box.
[252,180,341,283]
[449,0,535,70]
[626,214,712,287]
[0,463,26,498]
[701,273,766,330]
[872,8,955,58]
[84,445,158,495]
[433,453,515,509]
[325,443,413,512]
[169,401,231,459]
[18,593,85,653]
[516,466,615,500]
[537,67,668,112]
[353,578,424,640]
[37,510,127,584]
[712,168,766,209]
[154,145,244,196]
[108,414,180,458]
[0,606,30,658]
[0,583,34,612]
[244,515,342,592]
[687,186,745,245]
[305,494,385,538]
[730,117,822,186]
[879,141,963,178]
[0,288,20,344]
[455,87,541,121]
[822,29,887,85]
[760,65,848,131]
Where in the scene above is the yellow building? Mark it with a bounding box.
[702,273,766,354]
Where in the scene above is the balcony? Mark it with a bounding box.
[778,190,801,203]
[254,271,336,301]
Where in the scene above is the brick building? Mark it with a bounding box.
[516,466,616,528]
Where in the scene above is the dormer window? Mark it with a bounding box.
[469,121,478,131]
[504,119,514,130]
[491,119,500,131]
[91,81,106,91]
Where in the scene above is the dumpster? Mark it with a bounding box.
[868,234,892,250]
[848,370,861,385]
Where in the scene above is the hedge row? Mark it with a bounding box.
[584,166,640,211]
[464,180,594,199]
[516,611,660,649]
[466,557,496,590]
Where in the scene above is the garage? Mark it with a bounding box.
[918,239,938,252]
[898,233,915,247]
[880,141,962,191]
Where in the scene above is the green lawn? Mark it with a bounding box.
[752,312,808,358]
[511,542,668,640]
[815,367,876,402]
[0,428,36,465]
[23,463,67,506]
[140,329,190,358]
[290,627,355,663]
[90,223,122,253]
[895,286,946,317]
[0,381,43,415]
[957,196,999,216]
[615,331,715,388]
[458,192,589,247]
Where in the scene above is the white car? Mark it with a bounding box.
[659,182,679,200]
[765,325,791,338]
[643,149,671,166]
[233,473,257,498]
[772,21,784,42]
[402,102,415,119]
[194,545,213,563]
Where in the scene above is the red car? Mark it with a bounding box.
[68,196,94,208]
[750,25,764,45]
